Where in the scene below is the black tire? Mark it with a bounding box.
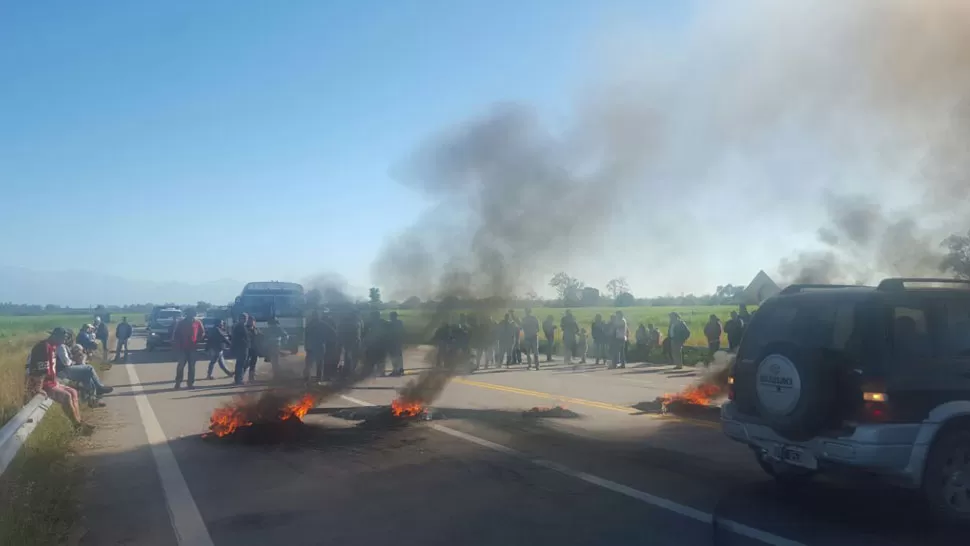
[756,453,816,489]
[922,427,970,526]
[752,342,841,441]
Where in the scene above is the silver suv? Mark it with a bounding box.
[721,278,970,524]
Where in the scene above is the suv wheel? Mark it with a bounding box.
[756,452,816,488]
[923,428,970,525]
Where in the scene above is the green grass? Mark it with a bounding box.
[0,405,81,546]
[392,305,750,347]
[0,314,144,339]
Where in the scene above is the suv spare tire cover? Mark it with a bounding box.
[756,354,801,416]
[754,342,839,441]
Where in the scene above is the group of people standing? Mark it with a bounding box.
[426,304,756,372]
[302,308,407,383]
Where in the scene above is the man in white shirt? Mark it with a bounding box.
[56,336,112,405]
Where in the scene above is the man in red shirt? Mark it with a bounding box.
[172,312,206,389]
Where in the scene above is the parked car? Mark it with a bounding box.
[721,277,970,525]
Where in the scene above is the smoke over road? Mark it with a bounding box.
[374,0,970,297]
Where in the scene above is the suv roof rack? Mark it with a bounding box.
[779,283,864,295]
[876,277,970,291]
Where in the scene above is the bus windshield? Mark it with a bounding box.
[237,294,303,319]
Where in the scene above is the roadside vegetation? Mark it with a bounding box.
[0,405,80,546]
[0,318,123,546]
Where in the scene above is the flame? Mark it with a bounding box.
[391,398,424,417]
[280,394,316,421]
[208,405,254,438]
[661,382,722,407]
[206,393,318,438]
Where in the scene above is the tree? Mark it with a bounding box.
[549,272,585,301]
[581,287,601,306]
[606,277,630,299]
[196,301,212,312]
[942,230,970,279]
[616,292,636,307]
[369,287,382,305]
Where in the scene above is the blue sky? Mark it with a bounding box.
[1,0,689,289]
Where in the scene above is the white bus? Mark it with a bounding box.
[231,281,305,353]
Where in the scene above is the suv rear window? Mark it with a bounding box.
[742,300,857,358]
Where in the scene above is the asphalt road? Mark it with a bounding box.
[75,334,962,546]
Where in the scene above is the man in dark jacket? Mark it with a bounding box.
[338,310,362,377]
[231,314,252,386]
[521,308,541,369]
[542,315,557,362]
[724,311,744,352]
[387,311,406,377]
[591,314,607,365]
[560,310,579,365]
[205,319,232,379]
[363,310,389,377]
[95,317,110,361]
[321,310,340,381]
[304,310,326,383]
[114,317,133,362]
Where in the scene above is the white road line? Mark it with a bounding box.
[126,364,214,546]
[338,394,804,546]
[339,394,372,407]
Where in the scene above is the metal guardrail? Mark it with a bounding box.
[0,394,53,477]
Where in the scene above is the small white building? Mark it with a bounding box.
[742,270,781,304]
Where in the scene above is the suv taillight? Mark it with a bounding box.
[727,375,735,401]
[856,391,891,423]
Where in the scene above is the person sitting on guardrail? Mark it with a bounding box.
[77,324,98,354]
[26,327,90,432]
[55,331,113,407]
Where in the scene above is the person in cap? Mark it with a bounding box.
[26,328,90,431]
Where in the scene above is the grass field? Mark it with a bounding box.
[0,314,144,339]
[391,305,749,347]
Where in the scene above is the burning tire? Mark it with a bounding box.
[750,342,840,441]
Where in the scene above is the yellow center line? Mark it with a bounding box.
[454,378,636,413]
[451,377,721,429]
